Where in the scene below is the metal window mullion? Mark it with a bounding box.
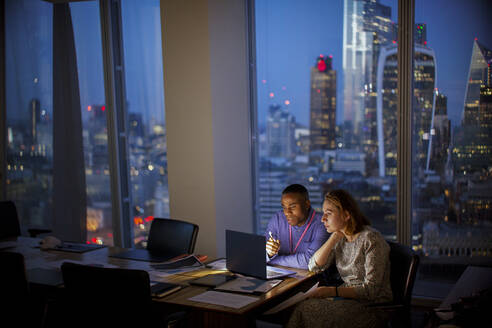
[99,0,132,248]
[247,0,260,233]
[397,0,414,246]
[0,0,5,200]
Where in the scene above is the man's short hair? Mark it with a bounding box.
[282,184,309,201]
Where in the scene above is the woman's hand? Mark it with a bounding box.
[308,286,336,299]
[329,231,344,243]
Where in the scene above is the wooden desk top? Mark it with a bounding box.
[1,237,317,316]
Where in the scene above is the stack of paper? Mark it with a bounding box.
[263,282,319,315]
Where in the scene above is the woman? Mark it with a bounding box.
[287,189,392,328]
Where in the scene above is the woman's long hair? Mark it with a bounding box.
[324,189,370,235]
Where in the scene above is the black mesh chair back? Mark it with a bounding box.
[369,241,420,327]
[0,252,31,325]
[387,241,420,308]
[61,262,154,326]
[0,200,21,239]
[147,218,199,255]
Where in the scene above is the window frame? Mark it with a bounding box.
[0,0,415,248]
[248,0,415,246]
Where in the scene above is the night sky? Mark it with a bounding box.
[7,0,492,131]
[255,0,492,128]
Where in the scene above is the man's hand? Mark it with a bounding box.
[266,236,280,257]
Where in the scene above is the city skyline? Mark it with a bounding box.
[256,0,492,128]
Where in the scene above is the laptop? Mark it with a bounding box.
[225,230,296,280]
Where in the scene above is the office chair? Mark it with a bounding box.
[369,241,420,328]
[147,218,199,255]
[0,200,51,239]
[0,200,21,239]
[59,262,186,327]
[0,252,44,327]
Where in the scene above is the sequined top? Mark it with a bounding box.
[309,225,393,303]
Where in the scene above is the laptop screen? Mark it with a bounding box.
[226,230,267,279]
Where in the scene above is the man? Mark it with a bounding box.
[266,184,329,269]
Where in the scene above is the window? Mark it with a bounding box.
[412,0,492,299]
[253,0,398,242]
[5,0,53,231]
[253,0,492,300]
[71,1,114,245]
[121,0,169,247]
[3,0,169,247]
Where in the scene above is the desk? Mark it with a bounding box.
[1,237,317,328]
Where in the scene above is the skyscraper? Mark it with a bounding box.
[29,98,41,148]
[429,93,451,175]
[414,50,437,175]
[266,104,296,159]
[309,55,336,153]
[454,39,492,177]
[343,0,392,150]
[366,24,430,177]
[376,43,436,177]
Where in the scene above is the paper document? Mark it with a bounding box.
[215,276,282,293]
[150,255,204,275]
[263,282,319,315]
[188,291,259,309]
[205,258,227,270]
[151,255,203,271]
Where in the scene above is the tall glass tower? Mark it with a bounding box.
[342,0,392,150]
[309,55,337,153]
[376,44,436,177]
[454,39,492,177]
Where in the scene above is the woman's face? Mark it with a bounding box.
[321,200,349,233]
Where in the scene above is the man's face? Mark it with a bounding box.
[281,193,310,227]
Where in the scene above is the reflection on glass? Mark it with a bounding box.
[254,0,398,241]
[121,0,169,248]
[6,0,53,230]
[413,0,492,298]
[71,1,113,246]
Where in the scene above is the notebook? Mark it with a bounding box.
[110,249,177,262]
[189,273,236,287]
[225,230,296,280]
[150,281,182,298]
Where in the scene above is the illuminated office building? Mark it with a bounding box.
[429,93,451,175]
[309,55,336,153]
[376,44,436,177]
[85,105,109,171]
[453,40,492,177]
[343,0,392,150]
[365,24,431,177]
[266,104,296,159]
[414,51,437,175]
[29,98,41,147]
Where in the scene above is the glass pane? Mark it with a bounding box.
[413,0,492,298]
[254,0,398,239]
[71,1,113,245]
[6,0,113,245]
[5,0,53,230]
[121,0,169,247]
